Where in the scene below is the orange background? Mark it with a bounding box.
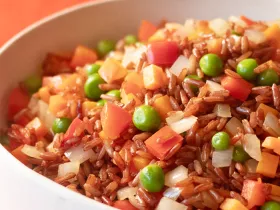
[0,0,91,46]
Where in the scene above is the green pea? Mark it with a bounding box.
[261,201,280,210]
[96,99,106,106]
[139,164,164,192]
[124,34,138,45]
[184,74,202,93]
[133,105,161,132]
[23,74,42,94]
[106,89,121,100]
[232,145,250,163]
[257,69,279,86]
[212,132,230,150]
[84,73,105,100]
[236,58,258,81]
[85,64,101,76]
[231,30,241,36]
[199,53,223,77]
[52,118,72,134]
[97,40,116,57]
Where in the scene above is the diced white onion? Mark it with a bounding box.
[243,134,262,161]
[21,145,42,159]
[122,45,147,68]
[163,187,182,200]
[245,159,258,173]
[228,16,247,28]
[170,55,189,77]
[263,112,280,136]
[244,29,266,44]
[213,104,231,118]
[117,187,137,200]
[58,161,80,177]
[65,143,94,163]
[28,96,39,116]
[206,80,225,93]
[209,18,230,37]
[165,165,188,187]
[156,197,187,210]
[169,116,197,134]
[225,117,244,136]
[212,147,233,168]
[38,100,56,130]
[184,19,196,35]
[166,111,184,125]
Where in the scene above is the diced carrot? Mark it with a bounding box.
[124,72,144,88]
[145,126,183,160]
[100,102,132,139]
[8,87,30,121]
[42,53,72,75]
[240,16,255,26]
[138,20,157,42]
[82,101,96,117]
[180,184,195,198]
[257,103,279,117]
[220,198,248,210]
[256,152,279,178]
[70,45,98,68]
[269,184,280,196]
[262,137,280,155]
[38,87,51,103]
[11,145,28,165]
[26,117,48,138]
[207,38,223,55]
[132,155,150,171]
[264,24,280,48]
[99,58,127,84]
[153,95,173,119]
[143,64,167,90]
[48,95,68,116]
[241,180,266,209]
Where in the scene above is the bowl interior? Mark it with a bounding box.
[1,0,280,209]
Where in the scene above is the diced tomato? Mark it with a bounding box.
[8,87,30,121]
[26,117,48,138]
[147,41,179,67]
[13,108,32,126]
[42,53,72,75]
[101,102,132,140]
[145,126,183,160]
[113,200,138,210]
[62,118,84,147]
[241,180,267,209]
[138,20,157,42]
[70,45,98,68]
[240,15,255,26]
[221,76,253,101]
[11,145,28,165]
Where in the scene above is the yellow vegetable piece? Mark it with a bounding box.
[153,95,173,119]
[99,58,127,83]
[264,24,280,48]
[220,198,248,210]
[256,152,279,178]
[82,101,96,117]
[257,103,279,117]
[143,64,167,90]
[48,95,68,116]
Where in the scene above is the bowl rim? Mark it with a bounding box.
[0,0,122,209]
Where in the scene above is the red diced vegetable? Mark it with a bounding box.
[8,87,30,121]
[147,41,180,67]
[145,126,183,160]
[113,200,138,210]
[70,45,98,68]
[13,109,32,126]
[62,118,84,147]
[42,53,72,75]
[101,102,132,140]
[241,180,266,209]
[221,76,253,101]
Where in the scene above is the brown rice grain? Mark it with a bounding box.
[170,96,181,111]
[236,51,252,63]
[113,151,125,170]
[208,189,224,204]
[132,132,152,141]
[225,69,242,79]
[241,36,249,54]
[55,172,76,184]
[194,160,203,175]
[272,84,280,110]
[180,89,189,105]
[182,81,195,98]
[164,142,182,160]
[83,138,102,151]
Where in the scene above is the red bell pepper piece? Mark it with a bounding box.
[13,108,32,126]
[147,41,179,67]
[8,87,30,121]
[221,76,253,101]
[62,118,84,147]
[241,180,267,209]
[101,102,132,140]
[113,200,138,210]
[70,45,98,68]
[145,126,183,160]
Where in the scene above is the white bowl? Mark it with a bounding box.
[1,0,280,209]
